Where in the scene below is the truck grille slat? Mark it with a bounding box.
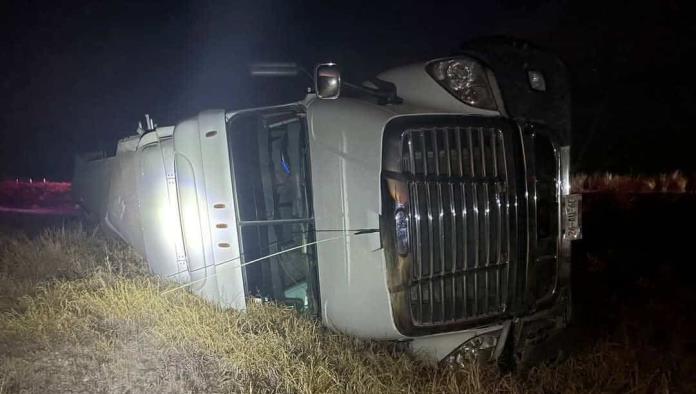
[439,185,446,322]
[467,129,480,316]
[445,128,458,320]
[425,183,434,321]
[492,131,502,308]
[459,181,468,318]
[479,127,490,313]
[403,125,512,325]
[407,137,425,322]
[500,128,512,308]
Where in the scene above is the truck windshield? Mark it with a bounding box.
[226,108,318,314]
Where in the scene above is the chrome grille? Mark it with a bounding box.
[402,126,513,325]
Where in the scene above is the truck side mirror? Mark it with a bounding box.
[314,63,341,99]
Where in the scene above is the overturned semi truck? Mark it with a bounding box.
[73,38,582,367]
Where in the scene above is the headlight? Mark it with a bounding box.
[426,57,497,110]
[394,207,410,256]
[442,331,500,367]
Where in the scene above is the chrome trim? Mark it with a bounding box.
[527,128,563,307]
[468,129,480,316]
[480,128,489,313]
[519,126,531,304]
[500,128,511,309]
[401,124,513,325]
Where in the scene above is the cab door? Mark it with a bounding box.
[226,106,320,314]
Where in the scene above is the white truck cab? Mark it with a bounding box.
[73,38,581,368]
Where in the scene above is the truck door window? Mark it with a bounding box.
[226,109,318,314]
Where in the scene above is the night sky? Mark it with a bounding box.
[2,0,693,180]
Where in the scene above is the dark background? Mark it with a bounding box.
[1,0,694,180]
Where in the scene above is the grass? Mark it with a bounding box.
[0,226,682,393]
[571,170,695,193]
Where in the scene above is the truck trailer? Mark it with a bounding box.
[73,38,582,368]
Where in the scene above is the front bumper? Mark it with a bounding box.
[438,288,571,368]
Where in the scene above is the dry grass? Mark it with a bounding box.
[0,226,679,393]
[572,170,696,193]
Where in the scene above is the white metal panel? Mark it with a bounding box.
[136,140,188,281]
[173,110,246,310]
[305,93,502,344]
[307,98,402,339]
